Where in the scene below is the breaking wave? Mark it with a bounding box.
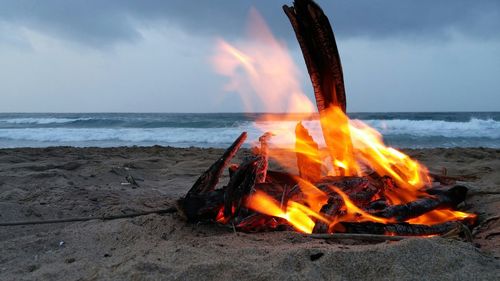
[363,118,500,139]
[0,117,92,125]
[0,113,498,148]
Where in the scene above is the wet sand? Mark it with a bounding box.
[0,146,499,280]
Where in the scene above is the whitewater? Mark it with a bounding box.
[0,113,498,148]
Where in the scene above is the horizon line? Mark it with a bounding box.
[0,110,499,114]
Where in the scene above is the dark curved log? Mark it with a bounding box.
[283,0,357,176]
[283,0,346,113]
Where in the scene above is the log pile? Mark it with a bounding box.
[178,131,474,236]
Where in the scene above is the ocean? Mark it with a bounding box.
[0,112,498,149]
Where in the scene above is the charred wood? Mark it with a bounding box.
[179,132,247,221]
[314,176,381,205]
[312,195,342,233]
[254,132,273,183]
[342,221,459,236]
[185,132,247,198]
[283,0,357,176]
[366,199,389,211]
[295,122,321,183]
[265,170,299,187]
[253,182,287,202]
[283,0,346,112]
[228,164,239,179]
[236,213,291,233]
[223,158,258,219]
[372,185,468,222]
[178,189,224,222]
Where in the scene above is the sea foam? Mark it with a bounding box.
[0,114,498,148]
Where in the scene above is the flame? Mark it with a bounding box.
[349,119,430,202]
[212,8,315,115]
[211,8,475,234]
[246,180,330,234]
[407,209,476,225]
[246,190,318,233]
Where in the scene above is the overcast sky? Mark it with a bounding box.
[0,0,499,112]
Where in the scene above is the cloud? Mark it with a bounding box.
[0,0,499,47]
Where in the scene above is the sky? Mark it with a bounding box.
[0,0,499,113]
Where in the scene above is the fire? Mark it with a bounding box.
[211,9,475,234]
[246,190,322,233]
[212,8,315,116]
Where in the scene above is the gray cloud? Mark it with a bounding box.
[0,0,499,47]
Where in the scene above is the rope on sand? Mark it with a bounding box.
[0,207,178,227]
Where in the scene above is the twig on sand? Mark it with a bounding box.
[441,223,473,242]
[472,215,500,236]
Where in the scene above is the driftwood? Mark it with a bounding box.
[283,0,356,176]
[223,158,258,219]
[185,132,246,198]
[283,0,346,113]
[179,132,246,221]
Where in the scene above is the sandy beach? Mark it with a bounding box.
[0,146,499,280]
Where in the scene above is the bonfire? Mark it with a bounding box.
[178,0,476,239]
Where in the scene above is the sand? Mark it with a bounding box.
[0,146,499,280]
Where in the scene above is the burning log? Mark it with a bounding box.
[185,132,247,197]
[253,182,287,202]
[283,0,357,176]
[282,0,346,113]
[223,158,258,219]
[372,185,468,222]
[312,195,342,233]
[265,170,299,187]
[295,122,321,182]
[179,189,225,222]
[254,132,273,183]
[341,221,460,236]
[236,213,291,232]
[315,176,381,205]
[179,132,247,221]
